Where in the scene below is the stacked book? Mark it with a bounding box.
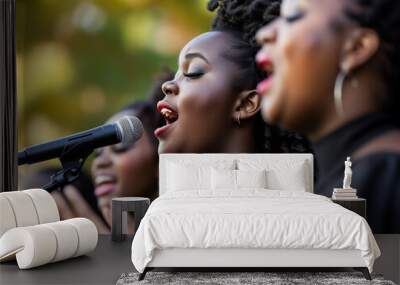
[332,188,358,200]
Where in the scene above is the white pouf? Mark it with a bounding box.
[0,191,39,227]
[0,196,17,237]
[0,218,98,269]
[0,225,57,269]
[42,221,79,262]
[24,189,60,224]
[65,218,98,257]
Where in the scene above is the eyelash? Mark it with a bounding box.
[111,144,134,153]
[183,72,203,79]
[284,12,305,23]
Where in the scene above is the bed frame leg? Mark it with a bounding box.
[138,268,147,281]
[354,267,371,280]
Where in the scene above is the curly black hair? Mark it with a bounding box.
[345,0,400,116]
[207,0,312,153]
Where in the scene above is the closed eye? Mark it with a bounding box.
[284,12,305,23]
[111,142,135,153]
[183,72,204,79]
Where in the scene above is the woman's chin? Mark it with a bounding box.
[158,136,190,154]
[157,140,165,154]
[158,139,174,154]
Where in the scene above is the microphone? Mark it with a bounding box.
[18,116,143,165]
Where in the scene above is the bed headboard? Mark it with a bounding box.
[159,153,314,195]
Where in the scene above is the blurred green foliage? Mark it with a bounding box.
[16,0,213,176]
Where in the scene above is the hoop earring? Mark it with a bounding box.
[334,71,346,117]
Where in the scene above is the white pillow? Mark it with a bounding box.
[211,168,236,189]
[166,159,235,191]
[167,163,210,191]
[236,169,267,189]
[237,159,309,192]
[211,169,267,190]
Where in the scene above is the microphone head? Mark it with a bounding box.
[115,116,144,144]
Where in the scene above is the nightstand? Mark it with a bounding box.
[331,198,366,218]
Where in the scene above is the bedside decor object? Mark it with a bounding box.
[343,157,353,189]
[332,157,358,199]
[332,188,358,199]
[332,198,366,219]
[111,197,150,242]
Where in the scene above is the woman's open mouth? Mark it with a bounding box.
[155,101,179,138]
[94,174,117,197]
[256,51,275,95]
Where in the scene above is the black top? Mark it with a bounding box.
[313,113,400,233]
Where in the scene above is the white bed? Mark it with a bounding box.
[131,154,380,280]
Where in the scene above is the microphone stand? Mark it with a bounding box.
[43,144,91,192]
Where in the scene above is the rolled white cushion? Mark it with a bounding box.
[24,189,60,224]
[0,196,17,237]
[0,225,57,269]
[0,218,98,269]
[0,191,39,227]
[42,221,79,262]
[64,218,98,257]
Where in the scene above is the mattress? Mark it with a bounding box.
[131,190,380,273]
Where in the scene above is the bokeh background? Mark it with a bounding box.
[16,0,212,181]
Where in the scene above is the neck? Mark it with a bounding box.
[307,71,386,142]
[219,122,256,153]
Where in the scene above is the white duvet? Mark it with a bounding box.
[131,190,380,273]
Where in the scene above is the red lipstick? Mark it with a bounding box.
[155,101,179,139]
[256,52,273,70]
